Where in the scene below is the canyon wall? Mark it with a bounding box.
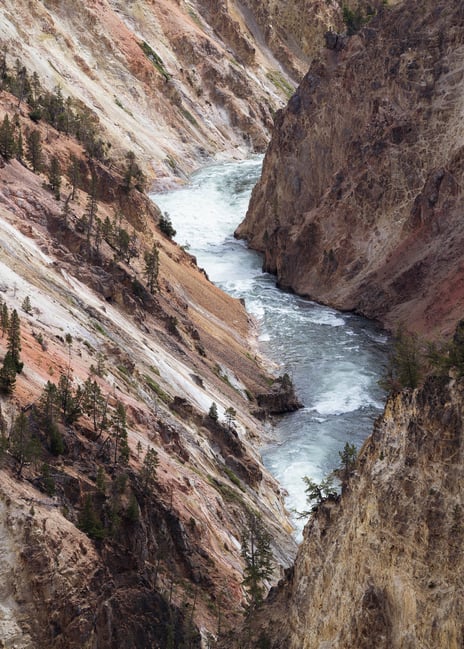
[237,0,464,338]
[231,369,464,648]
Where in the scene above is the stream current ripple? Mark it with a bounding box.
[151,157,388,538]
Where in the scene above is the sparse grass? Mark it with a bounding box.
[91,320,106,336]
[266,71,294,100]
[144,374,171,404]
[180,107,199,129]
[223,466,245,492]
[207,475,245,505]
[186,7,203,28]
[114,96,134,117]
[139,41,171,81]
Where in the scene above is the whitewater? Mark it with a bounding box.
[152,158,388,538]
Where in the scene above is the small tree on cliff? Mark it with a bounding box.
[143,242,160,293]
[0,114,16,160]
[338,442,357,485]
[140,446,159,492]
[380,327,423,391]
[26,128,43,172]
[110,401,130,467]
[241,511,274,612]
[47,154,62,199]
[7,309,23,373]
[297,475,337,517]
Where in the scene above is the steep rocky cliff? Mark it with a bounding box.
[0,0,297,189]
[230,368,464,649]
[237,0,464,337]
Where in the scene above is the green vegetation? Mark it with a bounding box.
[143,242,160,294]
[208,402,218,422]
[380,328,423,391]
[266,71,294,100]
[179,107,199,128]
[140,447,159,492]
[139,41,171,81]
[342,4,376,35]
[297,475,337,517]
[208,475,245,506]
[0,307,23,394]
[241,511,274,612]
[144,374,172,404]
[223,465,245,492]
[159,212,176,239]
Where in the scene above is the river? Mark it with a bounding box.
[151,158,388,538]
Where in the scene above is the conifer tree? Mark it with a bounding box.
[68,154,81,201]
[21,296,32,314]
[143,242,160,293]
[0,352,17,394]
[0,114,16,161]
[37,381,64,455]
[122,150,145,192]
[82,377,108,436]
[26,129,43,172]
[1,302,9,336]
[111,401,129,466]
[225,406,236,430]
[140,447,159,491]
[9,411,40,478]
[241,511,274,612]
[84,170,98,258]
[48,154,61,199]
[7,309,23,373]
[208,402,218,422]
[15,127,23,163]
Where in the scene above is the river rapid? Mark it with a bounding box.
[151,158,388,538]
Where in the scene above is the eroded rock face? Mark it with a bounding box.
[237,0,464,337]
[232,374,464,649]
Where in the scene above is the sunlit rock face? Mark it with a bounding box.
[230,372,464,649]
[237,0,464,338]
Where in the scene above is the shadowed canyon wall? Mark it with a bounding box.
[237,0,464,338]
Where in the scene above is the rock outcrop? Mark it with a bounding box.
[236,0,464,338]
[230,371,464,648]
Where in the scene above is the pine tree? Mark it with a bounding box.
[0,114,16,161]
[1,303,9,336]
[57,372,82,424]
[140,447,159,491]
[143,243,160,293]
[79,494,105,540]
[9,411,40,478]
[338,442,357,484]
[26,129,43,172]
[15,128,23,163]
[48,154,61,199]
[224,406,236,430]
[380,328,422,391]
[0,352,17,394]
[122,150,145,192]
[241,511,274,612]
[7,309,23,373]
[37,381,64,455]
[297,475,337,517]
[208,402,218,422]
[84,170,98,258]
[68,154,81,200]
[21,296,32,314]
[82,377,108,436]
[111,401,129,466]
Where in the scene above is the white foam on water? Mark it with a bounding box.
[151,158,389,543]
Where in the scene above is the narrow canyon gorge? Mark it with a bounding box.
[0,1,463,648]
